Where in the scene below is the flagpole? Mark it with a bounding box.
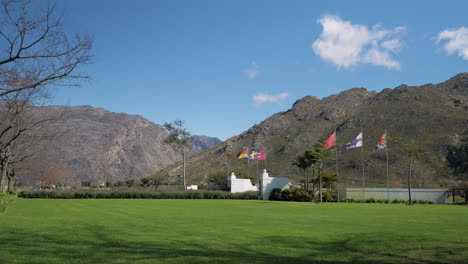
[335,128,339,202]
[247,149,250,179]
[385,130,390,203]
[361,132,365,202]
[256,160,259,181]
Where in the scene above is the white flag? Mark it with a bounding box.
[346,132,363,149]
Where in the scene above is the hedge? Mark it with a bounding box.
[269,187,314,202]
[342,198,433,204]
[18,190,260,200]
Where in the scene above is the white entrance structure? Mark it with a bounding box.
[260,169,290,200]
[228,172,258,193]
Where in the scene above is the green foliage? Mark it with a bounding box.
[163,120,193,148]
[230,168,254,181]
[321,171,337,187]
[18,190,260,200]
[208,168,255,191]
[269,187,314,202]
[269,188,283,201]
[207,170,229,190]
[403,139,428,161]
[0,191,17,212]
[342,198,432,204]
[449,181,468,203]
[322,189,336,202]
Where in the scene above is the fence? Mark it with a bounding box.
[338,187,450,204]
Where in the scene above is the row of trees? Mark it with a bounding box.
[292,146,336,202]
[292,136,463,204]
[0,0,92,190]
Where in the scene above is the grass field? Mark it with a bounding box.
[1,199,467,264]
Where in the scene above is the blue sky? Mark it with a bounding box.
[52,0,468,140]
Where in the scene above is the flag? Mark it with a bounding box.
[236,150,248,159]
[376,133,387,150]
[346,132,363,149]
[322,131,336,149]
[249,150,266,161]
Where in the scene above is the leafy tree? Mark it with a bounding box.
[292,148,319,191]
[208,168,254,191]
[322,170,337,188]
[163,120,193,190]
[322,170,337,202]
[207,170,228,191]
[402,139,428,205]
[456,182,468,203]
[314,147,333,202]
[140,178,150,188]
[292,152,310,191]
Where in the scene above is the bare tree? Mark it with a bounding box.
[0,0,92,97]
[0,0,92,189]
[44,166,73,189]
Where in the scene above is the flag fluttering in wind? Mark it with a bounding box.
[322,131,336,149]
[249,150,266,161]
[236,150,248,159]
[346,132,363,149]
[376,133,387,150]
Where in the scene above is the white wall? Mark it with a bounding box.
[343,188,450,204]
[260,169,290,200]
[228,173,258,193]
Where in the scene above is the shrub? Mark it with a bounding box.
[269,187,313,202]
[322,190,336,202]
[18,190,260,200]
[269,188,282,201]
[0,191,17,212]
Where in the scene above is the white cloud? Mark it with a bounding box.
[312,15,404,70]
[438,27,468,60]
[244,61,259,79]
[253,92,291,106]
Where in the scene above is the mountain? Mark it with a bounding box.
[17,105,221,185]
[159,73,468,187]
[191,136,222,153]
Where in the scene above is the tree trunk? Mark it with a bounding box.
[311,166,316,194]
[7,174,12,192]
[0,163,4,191]
[183,148,186,190]
[304,168,308,191]
[319,164,323,202]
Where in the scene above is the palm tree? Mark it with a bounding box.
[292,152,310,191]
[314,147,333,202]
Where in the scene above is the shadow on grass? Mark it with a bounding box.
[0,225,466,264]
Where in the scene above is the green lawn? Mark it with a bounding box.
[1,199,467,264]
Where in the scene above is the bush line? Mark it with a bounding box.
[342,198,433,204]
[18,190,260,200]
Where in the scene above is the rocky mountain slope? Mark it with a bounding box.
[17,105,221,185]
[159,73,468,187]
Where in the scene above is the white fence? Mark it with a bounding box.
[339,187,450,204]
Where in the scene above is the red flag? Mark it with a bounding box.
[322,131,336,149]
[250,151,266,161]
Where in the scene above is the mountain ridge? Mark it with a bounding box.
[158,73,468,187]
[16,105,221,186]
